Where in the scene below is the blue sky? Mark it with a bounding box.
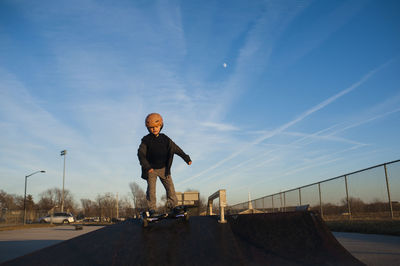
[1,0,399,206]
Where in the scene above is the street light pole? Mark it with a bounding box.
[60,150,67,212]
[24,170,46,225]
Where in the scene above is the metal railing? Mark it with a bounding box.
[227,159,400,220]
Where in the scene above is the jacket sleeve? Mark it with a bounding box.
[137,140,151,172]
[170,139,191,164]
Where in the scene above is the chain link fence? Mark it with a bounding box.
[0,209,49,226]
[227,160,400,220]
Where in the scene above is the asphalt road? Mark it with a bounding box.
[1,213,361,265]
[0,225,103,263]
[333,232,400,266]
[0,218,399,265]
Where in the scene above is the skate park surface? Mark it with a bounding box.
[1,212,399,265]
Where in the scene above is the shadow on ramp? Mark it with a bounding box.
[3,212,363,265]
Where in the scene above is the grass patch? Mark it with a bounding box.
[0,223,57,231]
[326,220,400,236]
[0,222,112,231]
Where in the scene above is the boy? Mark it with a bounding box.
[137,113,192,216]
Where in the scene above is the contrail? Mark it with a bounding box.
[180,59,393,186]
[203,106,399,187]
[327,107,400,136]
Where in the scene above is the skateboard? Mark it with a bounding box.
[141,206,189,228]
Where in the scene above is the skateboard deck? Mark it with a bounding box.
[141,206,189,228]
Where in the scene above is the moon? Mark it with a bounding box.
[223,63,227,68]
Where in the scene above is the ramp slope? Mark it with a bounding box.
[4,212,363,265]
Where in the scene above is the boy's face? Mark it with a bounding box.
[148,125,161,136]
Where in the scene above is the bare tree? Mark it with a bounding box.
[37,188,77,213]
[118,196,134,218]
[198,196,207,214]
[81,198,97,217]
[0,190,24,210]
[129,182,146,211]
[96,193,118,221]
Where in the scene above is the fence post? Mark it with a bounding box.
[283,192,286,212]
[384,164,394,219]
[262,197,265,212]
[299,188,302,206]
[318,183,323,218]
[272,196,274,213]
[344,175,351,220]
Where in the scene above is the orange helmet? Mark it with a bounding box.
[145,113,163,128]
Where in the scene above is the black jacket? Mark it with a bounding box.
[137,133,191,179]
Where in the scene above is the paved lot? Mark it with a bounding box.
[1,214,360,265]
[334,232,400,266]
[0,225,103,263]
[1,224,399,265]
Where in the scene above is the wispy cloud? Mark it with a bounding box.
[1,1,399,206]
[180,59,392,186]
[194,125,366,190]
[0,1,256,200]
[283,131,366,146]
[327,108,400,137]
[273,0,368,69]
[276,143,367,178]
[200,122,239,131]
[208,1,308,121]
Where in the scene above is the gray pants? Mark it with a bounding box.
[146,168,178,210]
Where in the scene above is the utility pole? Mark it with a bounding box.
[116,193,119,219]
[60,150,67,212]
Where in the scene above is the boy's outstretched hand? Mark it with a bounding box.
[188,161,192,165]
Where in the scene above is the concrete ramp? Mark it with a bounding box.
[4,212,363,265]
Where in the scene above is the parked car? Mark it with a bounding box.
[39,212,75,224]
